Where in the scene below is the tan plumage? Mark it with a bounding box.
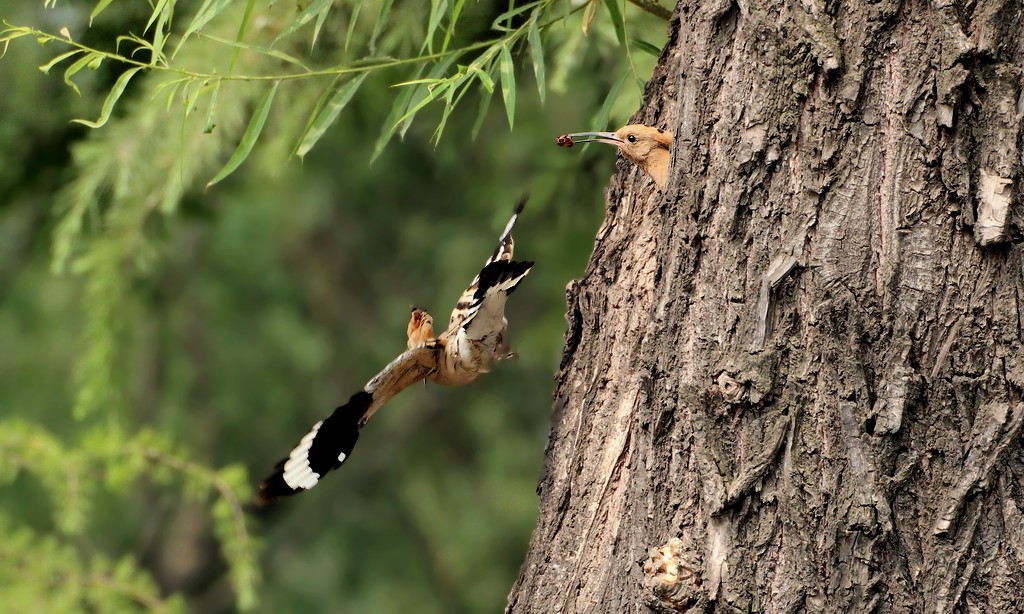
[355,342,440,426]
[256,200,533,504]
[560,124,673,188]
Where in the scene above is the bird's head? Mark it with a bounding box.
[560,124,673,187]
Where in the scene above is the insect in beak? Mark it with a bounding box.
[558,131,624,147]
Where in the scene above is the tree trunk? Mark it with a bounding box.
[508,1,1024,612]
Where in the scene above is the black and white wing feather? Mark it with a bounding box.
[448,197,527,331]
[256,344,439,504]
[460,259,533,340]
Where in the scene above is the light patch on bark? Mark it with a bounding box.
[870,364,919,436]
[1000,474,1024,569]
[706,516,733,600]
[737,122,767,164]
[754,254,799,349]
[975,169,1013,246]
[936,103,954,128]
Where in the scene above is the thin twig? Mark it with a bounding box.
[89,572,174,613]
[1,0,593,86]
[141,446,252,584]
[627,0,672,20]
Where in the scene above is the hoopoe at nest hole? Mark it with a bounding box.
[558,124,673,188]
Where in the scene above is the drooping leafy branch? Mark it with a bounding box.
[0,420,259,610]
[1,0,669,184]
[0,513,187,613]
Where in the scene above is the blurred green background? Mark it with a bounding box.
[0,1,664,611]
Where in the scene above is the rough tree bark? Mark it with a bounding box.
[508,1,1024,612]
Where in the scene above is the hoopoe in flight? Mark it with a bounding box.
[256,199,533,505]
[557,124,673,188]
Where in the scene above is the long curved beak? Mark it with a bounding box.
[566,131,622,146]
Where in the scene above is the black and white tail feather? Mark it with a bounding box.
[256,199,531,505]
[256,342,440,505]
[257,391,369,504]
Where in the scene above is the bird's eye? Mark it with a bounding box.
[627,134,637,143]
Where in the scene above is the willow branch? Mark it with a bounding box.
[628,0,672,21]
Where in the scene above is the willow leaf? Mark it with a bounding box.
[273,0,333,45]
[424,0,448,53]
[490,0,545,31]
[443,0,466,52]
[465,63,494,92]
[296,73,367,158]
[63,52,101,96]
[632,39,662,57]
[471,87,493,141]
[369,0,395,53]
[582,0,598,35]
[344,1,362,54]
[371,68,421,163]
[394,81,452,130]
[398,54,458,137]
[89,0,118,25]
[392,78,444,88]
[202,80,221,130]
[39,49,84,74]
[591,72,626,133]
[150,0,172,64]
[145,0,170,34]
[527,17,545,103]
[602,0,626,46]
[499,44,515,129]
[73,66,143,128]
[311,2,331,48]
[207,81,279,187]
[181,0,234,44]
[201,33,312,71]
[432,82,458,143]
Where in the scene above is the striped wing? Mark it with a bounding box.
[461,260,533,340]
[256,344,440,504]
[448,197,526,331]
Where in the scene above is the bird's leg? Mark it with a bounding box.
[491,330,518,360]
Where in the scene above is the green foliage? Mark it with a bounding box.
[0,515,186,613]
[1,0,667,185]
[0,420,90,534]
[0,0,669,611]
[0,420,259,609]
